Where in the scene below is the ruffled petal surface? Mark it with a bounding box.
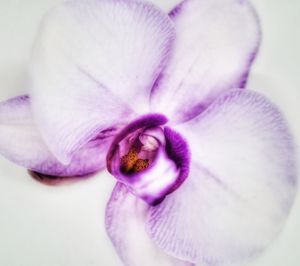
[30,0,174,163]
[146,90,297,265]
[0,96,112,176]
[105,182,194,266]
[150,0,261,123]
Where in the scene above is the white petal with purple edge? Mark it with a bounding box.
[150,0,261,123]
[30,0,174,163]
[146,90,297,265]
[0,96,112,176]
[105,182,194,266]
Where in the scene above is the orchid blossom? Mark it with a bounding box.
[0,0,297,265]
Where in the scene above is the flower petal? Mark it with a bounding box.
[30,0,174,163]
[0,96,112,177]
[146,90,297,265]
[105,182,194,266]
[150,0,261,123]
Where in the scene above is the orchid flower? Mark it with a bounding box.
[0,0,297,265]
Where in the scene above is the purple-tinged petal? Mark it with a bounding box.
[150,0,261,123]
[0,96,113,177]
[105,182,194,266]
[29,0,175,163]
[163,126,190,194]
[146,90,297,265]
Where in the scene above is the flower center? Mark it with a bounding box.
[106,114,190,205]
[121,148,148,174]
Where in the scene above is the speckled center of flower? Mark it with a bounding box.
[121,147,150,174]
[119,126,163,174]
[106,114,190,205]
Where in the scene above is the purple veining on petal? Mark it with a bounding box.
[105,182,196,266]
[146,89,297,265]
[28,127,117,178]
[28,131,117,185]
[0,95,118,180]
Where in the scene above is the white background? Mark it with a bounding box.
[0,0,299,265]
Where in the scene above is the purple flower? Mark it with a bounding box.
[0,0,297,265]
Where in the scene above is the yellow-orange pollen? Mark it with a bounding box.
[120,148,149,174]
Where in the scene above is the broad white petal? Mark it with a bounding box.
[30,0,174,163]
[146,90,297,265]
[151,0,261,123]
[0,96,111,176]
[106,182,194,266]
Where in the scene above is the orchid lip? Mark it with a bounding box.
[106,114,168,173]
[106,114,190,205]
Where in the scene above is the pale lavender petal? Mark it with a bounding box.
[0,96,113,177]
[29,0,174,163]
[105,182,194,266]
[150,0,261,123]
[146,90,297,265]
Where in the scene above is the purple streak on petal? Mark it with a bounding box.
[239,47,261,88]
[150,0,261,123]
[237,1,262,89]
[0,95,115,179]
[168,0,187,17]
[171,102,209,123]
[107,113,168,173]
[3,94,30,104]
[146,89,297,265]
[105,182,195,266]
[163,126,190,195]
